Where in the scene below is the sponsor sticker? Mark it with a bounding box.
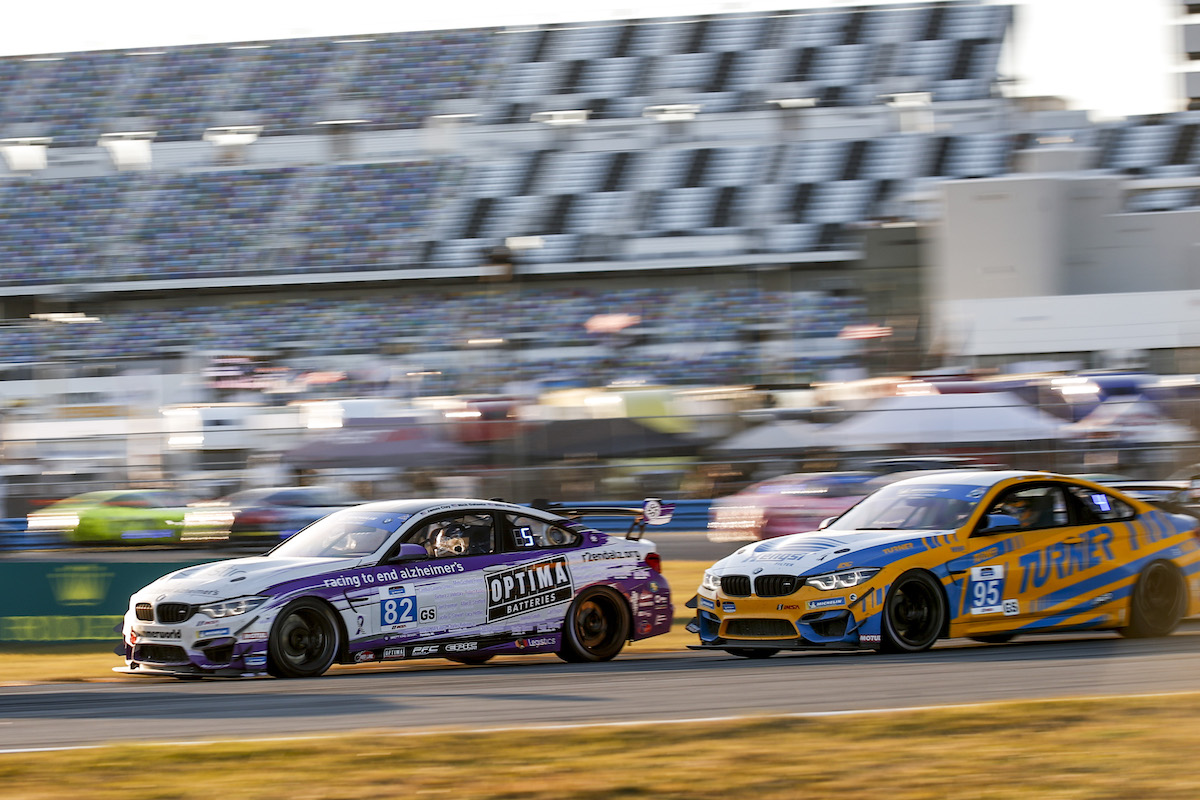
[195,628,229,639]
[135,628,182,641]
[354,651,377,663]
[722,602,737,613]
[806,597,846,610]
[698,596,716,610]
[382,647,406,660]
[411,645,440,657]
[859,634,882,643]
[486,556,573,622]
[242,631,268,641]
[515,637,556,649]
[582,549,640,562]
[445,642,478,653]
[244,655,268,668]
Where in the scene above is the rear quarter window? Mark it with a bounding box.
[1069,486,1135,522]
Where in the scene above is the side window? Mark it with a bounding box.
[1068,486,1134,522]
[981,486,1067,532]
[505,515,580,550]
[406,514,496,557]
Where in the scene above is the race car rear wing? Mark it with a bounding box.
[530,497,675,540]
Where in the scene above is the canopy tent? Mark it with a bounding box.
[814,392,1073,448]
[707,419,828,455]
[282,426,479,470]
[1068,396,1196,444]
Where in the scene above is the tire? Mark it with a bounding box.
[969,633,1015,644]
[447,654,495,665]
[557,587,631,663]
[1122,560,1187,638]
[880,570,946,654]
[267,598,341,678]
[725,648,779,659]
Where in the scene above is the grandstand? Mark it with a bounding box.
[0,0,1196,403]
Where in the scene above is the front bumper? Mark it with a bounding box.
[687,587,883,650]
[119,605,273,678]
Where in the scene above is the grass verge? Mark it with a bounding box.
[3,695,1200,799]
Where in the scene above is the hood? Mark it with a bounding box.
[138,555,365,600]
[711,528,941,576]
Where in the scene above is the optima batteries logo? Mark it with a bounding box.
[486,556,573,621]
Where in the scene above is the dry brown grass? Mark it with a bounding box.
[2,696,1199,799]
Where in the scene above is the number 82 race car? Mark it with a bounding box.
[117,497,674,678]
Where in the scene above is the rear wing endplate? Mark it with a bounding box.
[533,497,675,540]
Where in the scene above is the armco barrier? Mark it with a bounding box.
[0,560,211,643]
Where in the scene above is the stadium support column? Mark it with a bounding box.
[766,97,817,140]
[314,104,371,161]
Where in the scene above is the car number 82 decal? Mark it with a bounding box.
[380,588,436,630]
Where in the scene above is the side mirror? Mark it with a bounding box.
[817,516,835,530]
[980,513,1019,533]
[390,543,429,562]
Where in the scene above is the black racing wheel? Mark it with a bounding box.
[881,570,946,653]
[1122,560,1187,638]
[267,598,341,678]
[557,587,631,663]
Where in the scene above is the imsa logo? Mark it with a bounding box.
[487,556,574,621]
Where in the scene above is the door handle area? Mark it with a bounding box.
[1061,536,1083,545]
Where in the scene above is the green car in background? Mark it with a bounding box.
[25,489,200,545]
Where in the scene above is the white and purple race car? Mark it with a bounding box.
[117,497,674,678]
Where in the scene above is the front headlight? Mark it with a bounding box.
[198,596,270,619]
[806,568,880,591]
[701,570,722,592]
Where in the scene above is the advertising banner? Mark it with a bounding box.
[0,560,211,642]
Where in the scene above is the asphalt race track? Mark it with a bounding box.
[2,630,1199,752]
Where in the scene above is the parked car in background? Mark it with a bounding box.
[25,489,199,545]
[707,472,875,542]
[181,485,358,548]
[707,459,1005,542]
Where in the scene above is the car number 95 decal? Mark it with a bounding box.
[968,565,1006,615]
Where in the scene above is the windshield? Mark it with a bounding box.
[824,480,988,532]
[270,508,411,558]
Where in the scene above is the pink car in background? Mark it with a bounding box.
[707,472,875,542]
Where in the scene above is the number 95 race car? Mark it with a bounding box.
[117,497,674,678]
[688,470,1200,657]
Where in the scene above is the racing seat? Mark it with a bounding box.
[1025,494,1059,529]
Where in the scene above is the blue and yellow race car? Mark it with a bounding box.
[688,470,1200,656]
